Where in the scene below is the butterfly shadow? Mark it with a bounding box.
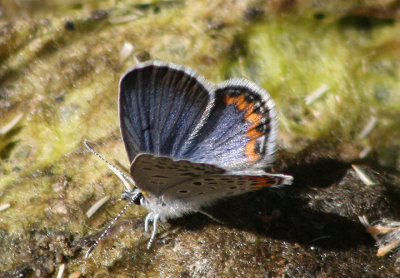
[169,157,375,251]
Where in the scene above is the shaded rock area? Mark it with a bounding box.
[1,0,400,277]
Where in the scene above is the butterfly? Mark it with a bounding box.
[85,61,292,257]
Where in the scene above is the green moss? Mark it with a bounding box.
[225,16,400,164]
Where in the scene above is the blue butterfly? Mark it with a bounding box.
[85,61,292,256]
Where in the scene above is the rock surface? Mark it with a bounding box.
[1,1,400,277]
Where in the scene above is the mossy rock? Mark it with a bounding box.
[1,1,400,277]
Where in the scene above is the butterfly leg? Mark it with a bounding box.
[147,213,160,249]
[144,212,154,233]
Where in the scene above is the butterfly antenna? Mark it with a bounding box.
[85,198,135,259]
[83,140,135,191]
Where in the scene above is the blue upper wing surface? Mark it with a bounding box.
[181,79,278,171]
[119,61,214,163]
[120,61,278,172]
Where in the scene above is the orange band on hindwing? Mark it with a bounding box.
[246,176,276,189]
[224,93,264,162]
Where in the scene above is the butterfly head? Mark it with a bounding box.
[122,188,143,206]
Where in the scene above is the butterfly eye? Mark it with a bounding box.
[121,190,143,205]
[133,193,143,205]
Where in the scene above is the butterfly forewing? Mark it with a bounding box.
[131,153,225,197]
[119,61,214,163]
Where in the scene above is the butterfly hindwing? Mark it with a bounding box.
[119,61,214,163]
[132,153,292,204]
[162,171,293,204]
[182,79,278,170]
